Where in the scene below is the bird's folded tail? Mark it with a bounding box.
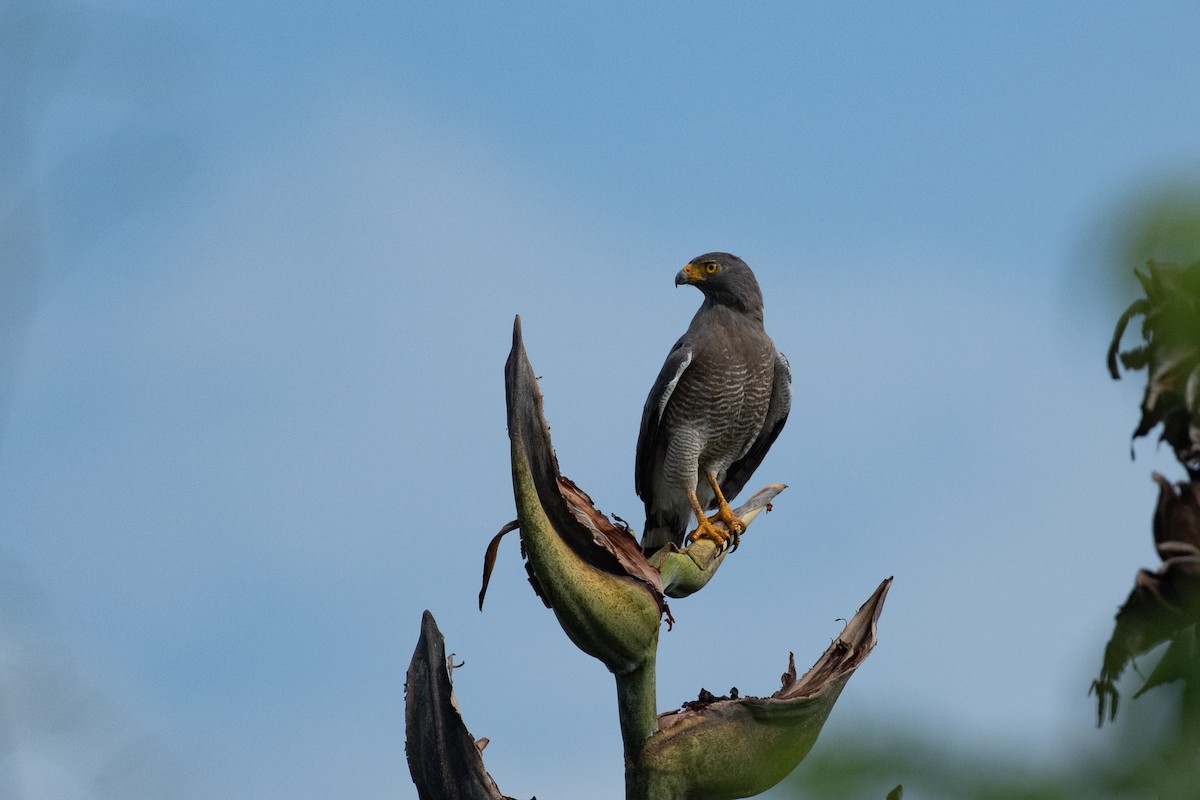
[641,510,688,554]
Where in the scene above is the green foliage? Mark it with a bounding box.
[1096,259,1200,725]
[1114,190,1200,290]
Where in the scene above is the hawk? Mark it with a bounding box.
[636,252,791,553]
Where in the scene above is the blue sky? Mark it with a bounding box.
[4,2,1200,798]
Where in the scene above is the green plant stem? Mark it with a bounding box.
[616,654,660,799]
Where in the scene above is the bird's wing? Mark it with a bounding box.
[720,350,792,503]
[635,337,693,500]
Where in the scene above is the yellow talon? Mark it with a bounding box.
[684,476,745,551]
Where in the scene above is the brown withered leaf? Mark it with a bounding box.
[1108,298,1152,380]
[478,476,664,613]
[558,475,665,603]
[774,577,890,701]
[479,520,519,610]
[1153,473,1200,553]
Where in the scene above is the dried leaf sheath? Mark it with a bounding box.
[405,611,510,800]
[505,315,662,676]
[636,578,892,800]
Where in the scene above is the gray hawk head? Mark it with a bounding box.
[675,252,764,319]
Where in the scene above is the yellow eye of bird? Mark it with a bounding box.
[705,262,718,274]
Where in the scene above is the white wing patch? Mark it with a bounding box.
[656,351,693,422]
[776,351,793,404]
[777,351,792,383]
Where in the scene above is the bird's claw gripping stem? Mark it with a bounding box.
[685,475,746,552]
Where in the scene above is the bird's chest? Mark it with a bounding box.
[666,339,774,457]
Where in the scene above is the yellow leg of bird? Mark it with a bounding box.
[684,476,746,551]
[705,473,745,550]
[685,488,731,549]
